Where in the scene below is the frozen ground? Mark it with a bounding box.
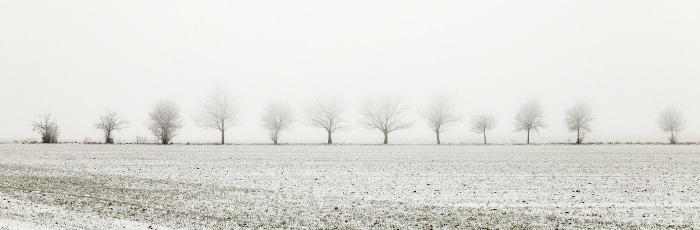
[0,144,698,229]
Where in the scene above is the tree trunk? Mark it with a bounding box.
[383,132,388,144]
[105,130,113,144]
[327,131,333,144]
[483,132,487,145]
[221,130,225,145]
[576,129,581,144]
[671,130,675,144]
[527,129,530,144]
[436,130,441,145]
[273,130,279,145]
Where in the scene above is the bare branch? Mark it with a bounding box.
[419,94,462,144]
[146,100,184,144]
[261,101,295,144]
[94,108,130,144]
[513,99,548,144]
[194,87,240,144]
[470,114,497,144]
[31,112,60,143]
[358,94,413,144]
[304,96,349,144]
[564,102,595,144]
[658,106,686,144]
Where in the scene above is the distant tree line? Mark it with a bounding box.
[29,88,692,145]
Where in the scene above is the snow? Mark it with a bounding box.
[0,144,698,228]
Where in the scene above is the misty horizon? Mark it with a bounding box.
[4,95,698,145]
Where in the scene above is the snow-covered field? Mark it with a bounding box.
[0,144,698,229]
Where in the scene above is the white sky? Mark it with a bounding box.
[1,1,699,144]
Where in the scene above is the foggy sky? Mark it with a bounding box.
[2,1,699,144]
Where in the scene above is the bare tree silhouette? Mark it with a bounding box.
[514,100,548,144]
[94,108,129,144]
[419,94,461,144]
[147,100,183,144]
[261,101,295,145]
[564,102,595,144]
[194,87,240,144]
[304,96,349,144]
[658,106,686,144]
[470,114,497,144]
[31,112,59,143]
[358,95,413,144]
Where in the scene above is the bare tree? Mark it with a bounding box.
[513,100,548,144]
[304,96,350,144]
[261,101,295,145]
[94,108,130,144]
[470,114,497,144]
[194,87,240,144]
[358,95,413,144]
[147,100,184,144]
[564,102,595,144]
[658,106,687,144]
[419,94,461,144]
[31,112,59,143]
